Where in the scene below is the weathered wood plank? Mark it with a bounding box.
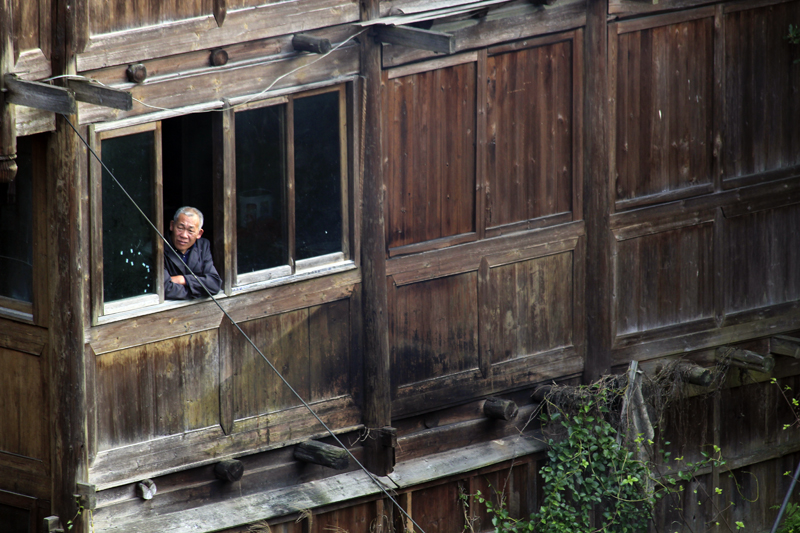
[77,0,359,72]
[4,75,76,114]
[375,25,455,54]
[89,397,361,490]
[0,318,47,355]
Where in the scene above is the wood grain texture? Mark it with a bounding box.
[385,61,476,248]
[0,348,47,460]
[390,271,479,390]
[613,16,714,203]
[486,39,574,228]
[722,0,800,181]
[94,330,220,451]
[489,253,574,364]
[615,223,714,336]
[724,203,800,314]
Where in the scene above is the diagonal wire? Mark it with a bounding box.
[62,116,426,533]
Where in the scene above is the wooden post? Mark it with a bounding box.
[582,0,611,384]
[0,0,17,182]
[49,0,88,530]
[361,0,393,476]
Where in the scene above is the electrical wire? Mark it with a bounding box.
[62,114,426,533]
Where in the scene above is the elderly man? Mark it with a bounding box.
[164,206,222,299]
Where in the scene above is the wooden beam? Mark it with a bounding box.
[214,460,244,482]
[374,25,456,54]
[294,441,350,470]
[676,361,714,387]
[0,0,16,182]
[292,34,332,54]
[716,346,775,373]
[4,74,76,114]
[483,398,519,420]
[771,335,800,359]
[66,79,132,110]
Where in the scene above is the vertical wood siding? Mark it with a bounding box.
[0,348,46,460]
[95,330,220,450]
[723,0,800,180]
[12,0,46,54]
[486,41,574,227]
[88,0,213,35]
[232,299,352,419]
[724,204,800,313]
[615,224,715,335]
[390,272,479,389]
[489,253,574,364]
[614,18,714,201]
[385,63,477,248]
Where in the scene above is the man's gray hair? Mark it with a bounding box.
[174,206,204,228]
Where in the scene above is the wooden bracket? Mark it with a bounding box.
[3,74,76,114]
[716,346,775,373]
[374,25,456,54]
[294,440,350,470]
[75,482,97,511]
[676,361,714,387]
[292,34,332,54]
[43,516,65,533]
[771,335,800,359]
[483,397,519,420]
[66,79,132,110]
[214,459,244,482]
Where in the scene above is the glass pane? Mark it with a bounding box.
[0,137,33,302]
[235,105,286,274]
[101,132,156,302]
[294,91,342,260]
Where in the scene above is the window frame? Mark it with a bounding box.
[89,122,164,322]
[88,81,357,323]
[228,84,351,289]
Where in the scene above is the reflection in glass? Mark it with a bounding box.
[235,105,286,274]
[0,137,33,302]
[295,92,342,259]
[101,132,156,302]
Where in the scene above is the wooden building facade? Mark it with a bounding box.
[0,0,799,530]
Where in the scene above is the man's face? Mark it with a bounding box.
[170,213,203,254]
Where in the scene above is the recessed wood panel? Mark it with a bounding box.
[390,272,478,389]
[614,17,713,201]
[385,62,477,248]
[723,1,800,180]
[615,224,714,336]
[724,203,800,314]
[13,0,48,54]
[489,253,574,363]
[486,40,574,228]
[232,299,352,420]
[95,330,220,450]
[0,348,46,461]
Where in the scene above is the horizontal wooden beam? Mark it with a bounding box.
[771,335,800,359]
[294,440,349,470]
[292,34,332,54]
[4,74,76,114]
[716,346,775,373]
[375,25,456,55]
[66,79,132,110]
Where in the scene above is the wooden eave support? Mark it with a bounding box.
[294,440,350,470]
[292,34,332,54]
[214,459,244,482]
[676,361,714,387]
[716,346,775,373]
[75,482,97,511]
[483,397,519,420]
[66,78,133,110]
[771,335,800,359]
[374,25,456,54]
[4,74,76,114]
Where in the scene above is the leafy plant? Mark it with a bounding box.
[775,502,800,533]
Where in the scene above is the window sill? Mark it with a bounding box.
[93,259,357,326]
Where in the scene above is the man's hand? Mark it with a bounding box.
[170,275,187,285]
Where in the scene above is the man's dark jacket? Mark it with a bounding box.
[164,237,222,300]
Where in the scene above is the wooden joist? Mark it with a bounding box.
[771,335,800,359]
[716,346,775,374]
[294,441,349,470]
[374,25,456,54]
[676,361,714,387]
[483,397,519,420]
[4,74,76,114]
[292,34,332,54]
[66,79,133,110]
[214,459,244,482]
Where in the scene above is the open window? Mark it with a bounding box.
[0,135,37,320]
[232,85,349,287]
